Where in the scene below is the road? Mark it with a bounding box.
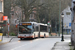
[0,38,61,50]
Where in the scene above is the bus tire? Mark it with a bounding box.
[38,33,40,38]
[44,34,46,38]
[20,38,22,40]
[34,34,35,39]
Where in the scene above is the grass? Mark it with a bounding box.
[56,32,71,35]
[69,42,74,50]
[49,34,52,36]
[70,46,74,50]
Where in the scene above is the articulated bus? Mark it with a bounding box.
[18,22,50,40]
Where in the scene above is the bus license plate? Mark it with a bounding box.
[25,35,26,37]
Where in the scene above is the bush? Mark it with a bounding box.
[9,32,16,36]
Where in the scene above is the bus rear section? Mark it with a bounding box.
[39,25,49,38]
[18,23,34,40]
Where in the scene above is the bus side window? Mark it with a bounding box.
[36,26,38,31]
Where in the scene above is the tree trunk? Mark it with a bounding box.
[25,14,29,22]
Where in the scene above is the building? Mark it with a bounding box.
[0,0,4,22]
[62,6,71,34]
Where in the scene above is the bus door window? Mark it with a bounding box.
[34,24,38,32]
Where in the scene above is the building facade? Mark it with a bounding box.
[62,6,71,34]
[0,0,4,22]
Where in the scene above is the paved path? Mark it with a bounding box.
[52,35,71,50]
[0,36,17,45]
[0,35,71,50]
[52,42,70,50]
[0,38,61,50]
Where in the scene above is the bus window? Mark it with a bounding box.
[33,24,39,31]
[34,26,38,31]
[40,25,47,32]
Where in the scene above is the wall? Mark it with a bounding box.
[63,6,71,30]
[0,0,3,22]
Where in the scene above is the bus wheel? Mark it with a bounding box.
[38,34,40,38]
[20,38,23,40]
[44,34,46,38]
[34,34,35,39]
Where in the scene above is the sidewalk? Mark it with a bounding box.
[51,40,72,50]
[51,34,72,50]
[0,36,17,45]
[52,42,70,50]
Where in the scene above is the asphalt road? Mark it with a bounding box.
[0,38,61,50]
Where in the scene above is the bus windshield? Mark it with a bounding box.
[19,25,32,34]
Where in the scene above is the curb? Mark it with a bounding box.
[51,42,59,50]
[9,37,14,42]
[0,37,17,45]
[49,36,60,38]
[0,42,9,45]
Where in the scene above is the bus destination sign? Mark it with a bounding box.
[22,23,31,25]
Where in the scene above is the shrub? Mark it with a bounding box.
[9,32,16,36]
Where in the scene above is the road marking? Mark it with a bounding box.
[30,41,32,43]
[11,41,34,50]
[11,43,29,50]
[35,39,39,41]
[11,39,42,50]
[11,38,47,50]
[18,40,21,42]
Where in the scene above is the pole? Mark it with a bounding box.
[8,19,9,38]
[59,0,61,36]
[56,21,57,34]
[61,18,64,41]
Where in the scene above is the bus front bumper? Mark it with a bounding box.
[18,36,34,38]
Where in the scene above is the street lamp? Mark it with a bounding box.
[61,12,64,41]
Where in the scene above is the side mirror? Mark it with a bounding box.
[70,8,72,11]
[33,24,34,29]
[73,1,75,4]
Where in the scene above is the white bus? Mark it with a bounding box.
[18,22,50,40]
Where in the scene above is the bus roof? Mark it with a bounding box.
[20,22,37,24]
[20,22,47,26]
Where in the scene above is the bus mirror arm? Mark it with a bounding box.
[33,26,34,29]
[33,24,34,29]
